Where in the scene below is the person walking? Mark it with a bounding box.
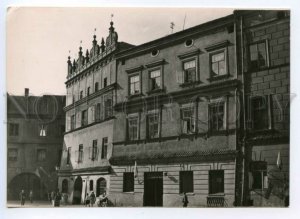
[182,192,189,207]
[51,191,55,206]
[90,192,96,207]
[54,190,62,207]
[19,190,26,206]
[85,193,91,207]
[29,190,33,203]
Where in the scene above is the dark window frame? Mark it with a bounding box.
[182,59,197,84]
[248,39,269,71]
[66,147,71,165]
[210,49,227,77]
[101,137,108,159]
[181,107,196,134]
[129,74,141,96]
[249,95,272,131]
[9,123,19,136]
[209,170,224,194]
[149,68,162,91]
[78,144,83,163]
[179,171,194,193]
[147,112,160,139]
[81,110,88,127]
[123,172,134,192]
[209,101,226,132]
[128,116,139,141]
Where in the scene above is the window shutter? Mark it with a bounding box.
[89,147,92,159]
[177,70,184,84]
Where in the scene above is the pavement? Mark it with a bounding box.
[6,200,88,208]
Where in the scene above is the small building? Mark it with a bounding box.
[7,88,65,200]
[57,21,134,204]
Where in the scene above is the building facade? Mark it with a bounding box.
[235,10,290,207]
[110,15,240,207]
[57,21,134,204]
[7,89,65,200]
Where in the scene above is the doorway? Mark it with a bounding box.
[144,172,163,207]
[96,178,106,197]
[72,176,82,204]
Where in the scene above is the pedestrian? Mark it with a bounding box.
[85,193,91,207]
[19,190,26,206]
[182,192,189,207]
[90,191,96,207]
[54,190,62,207]
[51,191,55,206]
[48,191,52,203]
[29,190,33,203]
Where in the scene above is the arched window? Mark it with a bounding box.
[62,179,68,193]
[96,178,106,197]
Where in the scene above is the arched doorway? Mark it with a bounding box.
[96,178,106,197]
[72,176,82,204]
[62,179,68,193]
[8,172,46,200]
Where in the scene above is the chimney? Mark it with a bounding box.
[25,88,29,97]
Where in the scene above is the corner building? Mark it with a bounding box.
[57,22,134,204]
[110,15,240,207]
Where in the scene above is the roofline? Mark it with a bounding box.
[115,13,234,59]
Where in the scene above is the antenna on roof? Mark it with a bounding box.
[170,22,175,34]
[183,13,187,30]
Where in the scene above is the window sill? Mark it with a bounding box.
[207,74,229,82]
[123,191,135,194]
[179,81,201,88]
[146,88,165,95]
[128,93,143,99]
[207,193,225,197]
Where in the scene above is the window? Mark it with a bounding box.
[250,161,267,190]
[89,180,94,191]
[101,137,108,159]
[78,144,83,163]
[147,113,159,139]
[211,51,226,76]
[8,148,18,161]
[209,170,224,194]
[39,125,47,137]
[209,102,225,131]
[103,77,107,88]
[185,39,194,47]
[72,95,75,104]
[66,147,71,164]
[87,87,90,96]
[123,172,134,192]
[149,69,161,91]
[249,41,268,70]
[70,115,75,130]
[179,171,194,193]
[37,149,46,162]
[250,96,270,130]
[96,178,107,196]
[80,91,83,99]
[95,82,99,92]
[81,110,88,126]
[181,107,195,134]
[183,60,196,83]
[128,116,138,140]
[104,95,113,119]
[129,75,140,95]
[91,140,98,161]
[9,123,19,136]
[151,49,159,57]
[95,103,102,122]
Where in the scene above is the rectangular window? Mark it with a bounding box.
[37,149,46,162]
[250,161,268,190]
[211,51,226,76]
[39,125,47,137]
[123,172,134,192]
[128,117,138,140]
[87,87,90,96]
[80,91,83,99]
[179,171,194,193]
[103,77,107,88]
[70,115,75,130]
[104,95,113,119]
[251,96,270,130]
[90,180,94,191]
[91,140,98,161]
[101,137,108,159]
[183,60,196,83]
[95,82,99,92]
[129,75,140,95]
[149,69,161,90]
[8,148,18,161]
[81,110,88,126]
[147,113,159,139]
[78,144,83,163]
[9,123,19,136]
[249,41,268,70]
[209,103,225,131]
[67,147,71,164]
[209,170,224,194]
[181,108,195,134]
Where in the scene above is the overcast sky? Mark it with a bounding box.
[7,7,233,96]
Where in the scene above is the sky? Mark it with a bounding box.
[6,7,234,96]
